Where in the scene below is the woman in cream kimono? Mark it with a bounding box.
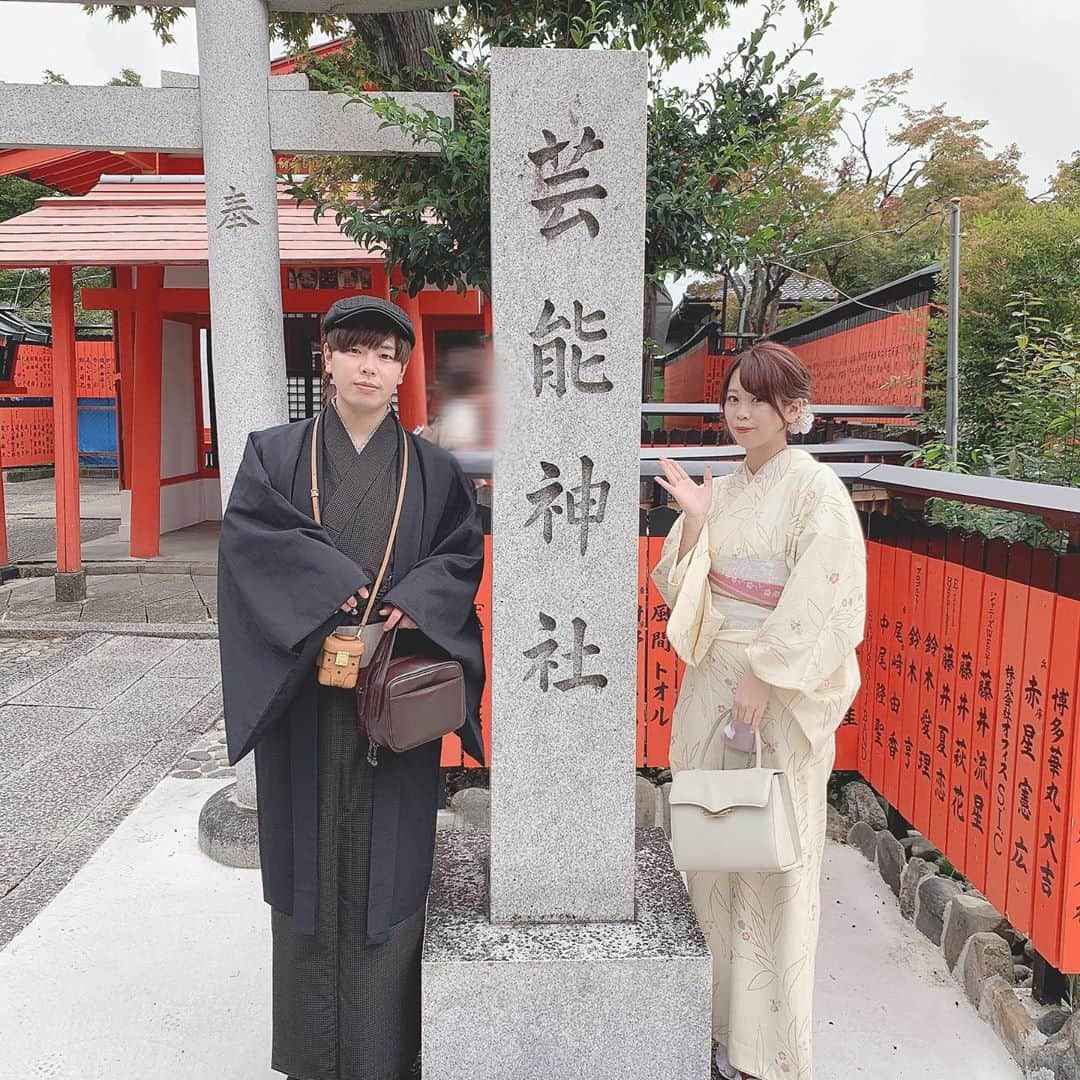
[652,342,866,1080]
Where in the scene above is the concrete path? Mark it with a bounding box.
[816,844,1022,1078]
[0,633,223,949]
[0,773,1022,1079]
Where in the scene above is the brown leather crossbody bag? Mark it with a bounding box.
[310,409,465,765]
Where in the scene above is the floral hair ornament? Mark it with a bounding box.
[787,399,814,436]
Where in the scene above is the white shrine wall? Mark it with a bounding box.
[118,275,222,541]
[161,318,198,481]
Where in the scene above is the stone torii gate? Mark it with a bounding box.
[0,0,450,587]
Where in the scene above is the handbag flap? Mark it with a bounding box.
[669,768,782,813]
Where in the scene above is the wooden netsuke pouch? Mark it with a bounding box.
[318,629,367,688]
[311,409,409,691]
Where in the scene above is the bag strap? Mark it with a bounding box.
[700,707,764,769]
[310,408,410,631]
[310,410,324,525]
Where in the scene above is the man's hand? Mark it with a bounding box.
[732,667,772,730]
[379,605,419,631]
[339,585,370,614]
[339,588,418,630]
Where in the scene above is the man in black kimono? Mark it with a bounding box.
[217,296,486,1080]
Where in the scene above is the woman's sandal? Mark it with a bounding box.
[713,1043,764,1080]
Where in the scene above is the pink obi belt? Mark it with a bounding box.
[707,556,788,609]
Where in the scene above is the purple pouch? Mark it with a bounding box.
[722,714,756,753]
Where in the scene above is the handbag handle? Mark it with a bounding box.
[358,624,399,698]
[310,408,409,632]
[700,707,764,769]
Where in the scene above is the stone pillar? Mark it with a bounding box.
[421,49,711,1080]
[196,0,287,829]
[487,48,643,924]
[195,0,289,505]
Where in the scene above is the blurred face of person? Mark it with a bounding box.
[322,332,405,417]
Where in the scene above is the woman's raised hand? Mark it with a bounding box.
[655,458,713,520]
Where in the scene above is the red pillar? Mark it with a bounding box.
[0,461,12,579]
[51,266,83,575]
[114,266,136,491]
[395,290,428,431]
[423,320,437,388]
[130,265,164,558]
[482,293,493,336]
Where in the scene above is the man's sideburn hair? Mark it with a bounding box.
[721,341,812,431]
[321,324,413,405]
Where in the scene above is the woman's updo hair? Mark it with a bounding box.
[721,340,812,421]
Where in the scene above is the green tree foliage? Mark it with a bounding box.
[912,206,1080,548]
[285,1,835,297]
[0,177,49,224]
[679,67,1030,334]
[86,0,835,298]
[1048,149,1080,207]
[917,200,1080,449]
[805,70,1029,298]
[83,3,374,51]
[106,68,143,87]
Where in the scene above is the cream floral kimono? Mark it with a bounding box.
[652,447,866,1080]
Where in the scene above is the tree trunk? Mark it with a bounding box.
[347,12,443,85]
[745,263,770,336]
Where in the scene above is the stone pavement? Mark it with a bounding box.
[2,475,121,562]
[1,474,218,627]
[172,714,232,779]
[0,569,216,625]
[0,631,223,950]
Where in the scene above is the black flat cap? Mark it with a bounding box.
[322,295,416,346]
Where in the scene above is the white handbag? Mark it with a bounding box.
[669,710,803,874]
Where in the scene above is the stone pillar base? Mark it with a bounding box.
[198,783,260,869]
[54,570,86,602]
[422,829,712,1080]
[0,565,19,584]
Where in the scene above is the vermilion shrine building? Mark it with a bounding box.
[0,174,488,560]
[0,45,488,565]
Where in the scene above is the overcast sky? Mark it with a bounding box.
[2,0,1074,191]
[1,0,1075,303]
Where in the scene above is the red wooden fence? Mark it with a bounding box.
[0,341,117,467]
[5,341,117,398]
[0,405,54,468]
[856,514,1080,969]
[785,307,929,414]
[661,338,734,432]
